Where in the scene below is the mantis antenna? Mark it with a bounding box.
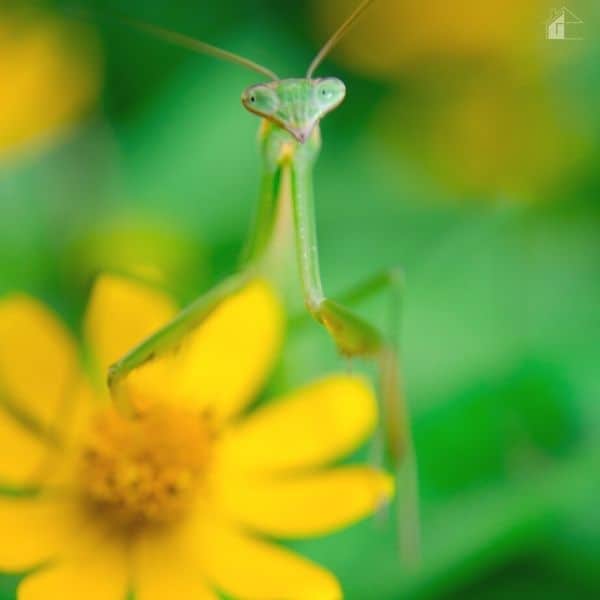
[307,0,376,79]
[92,14,280,81]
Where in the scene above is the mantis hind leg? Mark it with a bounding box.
[326,271,408,459]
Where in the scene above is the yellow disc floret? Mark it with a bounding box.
[80,405,212,526]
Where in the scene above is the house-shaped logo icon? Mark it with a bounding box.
[547,7,583,40]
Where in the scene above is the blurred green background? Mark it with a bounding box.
[1,0,599,598]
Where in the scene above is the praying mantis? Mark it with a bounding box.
[103,0,420,561]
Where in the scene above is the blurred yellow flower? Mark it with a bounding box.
[375,73,590,200]
[313,0,590,201]
[0,276,391,599]
[313,0,553,79]
[0,10,101,159]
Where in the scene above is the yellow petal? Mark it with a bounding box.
[218,467,393,537]
[134,527,218,600]
[218,375,376,474]
[36,380,100,490]
[18,547,128,600]
[59,377,99,447]
[0,294,78,427]
[0,410,49,486]
[196,519,341,600]
[0,498,74,571]
[171,279,283,421]
[84,274,177,376]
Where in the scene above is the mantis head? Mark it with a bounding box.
[241,78,346,143]
[122,1,373,144]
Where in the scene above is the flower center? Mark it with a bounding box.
[80,404,212,526]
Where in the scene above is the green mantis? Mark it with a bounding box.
[106,0,420,561]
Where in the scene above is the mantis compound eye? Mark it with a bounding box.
[242,85,279,117]
[315,78,346,112]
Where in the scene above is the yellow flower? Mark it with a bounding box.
[0,276,392,599]
[313,0,553,79]
[0,10,101,160]
[376,74,590,200]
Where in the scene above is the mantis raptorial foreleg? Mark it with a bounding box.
[344,272,420,565]
[107,273,250,401]
[240,157,282,265]
[286,143,420,561]
[314,270,408,456]
[107,132,285,400]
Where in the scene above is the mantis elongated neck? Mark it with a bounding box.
[244,120,322,304]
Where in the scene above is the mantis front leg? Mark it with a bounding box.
[107,153,283,402]
[107,272,250,407]
[290,157,420,563]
